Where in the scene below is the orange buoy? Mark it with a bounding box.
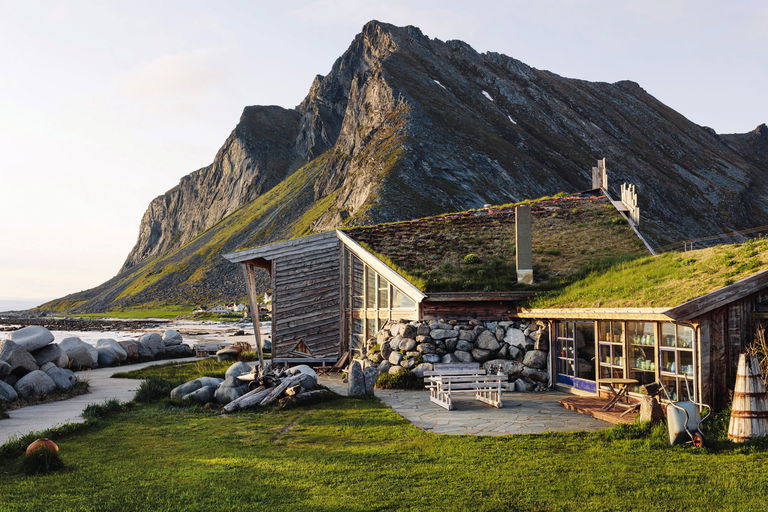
[25,438,59,457]
[728,354,768,442]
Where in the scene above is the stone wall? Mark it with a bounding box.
[362,318,551,392]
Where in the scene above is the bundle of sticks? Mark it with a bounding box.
[222,365,332,413]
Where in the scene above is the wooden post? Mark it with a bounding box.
[242,262,265,372]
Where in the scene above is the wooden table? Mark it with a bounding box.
[600,378,639,411]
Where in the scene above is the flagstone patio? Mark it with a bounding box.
[319,376,609,435]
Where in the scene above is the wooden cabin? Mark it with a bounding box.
[224,192,768,409]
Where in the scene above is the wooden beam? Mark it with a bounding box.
[513,307,673,321]
[242,262,265,371]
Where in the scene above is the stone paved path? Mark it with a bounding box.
[0,357,198,445]
[320,376,609,435]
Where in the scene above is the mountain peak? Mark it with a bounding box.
[754,123,768,137]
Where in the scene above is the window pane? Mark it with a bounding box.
[392,288,416,309]
[365,266,376,308]
[679,351,694,378]
[366,318,377,340]
[352,257,363,309]
[598,321,611,342]
[378,280,389,309]
[575,322,595,380]
[678,325,694,348]
[611,322,624,343]
[661,350,676,373]
[661,323,676,347]
[628,321,655,346]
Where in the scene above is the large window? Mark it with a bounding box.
[346,252,418,352]
[659,323,695,401]
[628,321,657,393]
[598,321,625,381]
[555,321,596,391]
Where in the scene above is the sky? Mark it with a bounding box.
[0,0,766,308]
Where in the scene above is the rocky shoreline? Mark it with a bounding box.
[0,316,169,332]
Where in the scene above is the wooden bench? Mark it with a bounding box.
[424,363,505,410]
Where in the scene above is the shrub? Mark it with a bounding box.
[463,253,481,264]
[22,450,64,475]
[134,377,178,403]
[82,399,131,420]
[376,369,425,390]
[238,351,260,362]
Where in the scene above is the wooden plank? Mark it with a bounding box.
[223,231,339,263]
[427,292,537,302]
[515,308,672,321]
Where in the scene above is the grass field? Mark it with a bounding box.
[1,395,768,512]
[111,359,237,381]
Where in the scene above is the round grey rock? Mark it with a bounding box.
[225,362,252,379]
[14,370,57,397]
[0,339,39,375]
[10,326,54,352]
[59,337,98,369]
[45,366,77,390]
[214,376,248,404]
[182,385,216,403]
[476,330,500,351]
[31,343,66,367]
[422,353,441,364]
[0,360,10,378]
[162,329,183,346]
[456,339,474,352]
[388,352,403,365]
[97,339,127,361]
[523,350,548,370]
[0,380,18,402]
[454,350,474,363]
[398,338,417,352]
[140,333,165,357]
[471,348,493,362]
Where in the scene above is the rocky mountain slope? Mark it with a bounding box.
[44,21,768,313]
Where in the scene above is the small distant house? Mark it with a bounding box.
[224,165,768,409]
[209,305,230,314]
[229,303,247,313]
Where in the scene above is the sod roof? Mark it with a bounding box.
[529,238,768,309]
[345,193,649,293]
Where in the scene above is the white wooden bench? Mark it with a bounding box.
[424,363,505,410]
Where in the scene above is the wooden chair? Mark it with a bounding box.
[315,351,350,375]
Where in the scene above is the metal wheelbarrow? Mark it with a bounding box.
[659,380,711,447]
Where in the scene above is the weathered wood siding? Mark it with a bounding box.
[271,235,341,359]
[698,289,768,409]
[421,300,514,321]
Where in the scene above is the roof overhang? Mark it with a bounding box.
[514,307,673,321]
[425,292,536,302]
[222,231,339,264]
[335,230,427,303]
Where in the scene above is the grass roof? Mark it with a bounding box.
[345,194,649,293]
[529,238,768,309]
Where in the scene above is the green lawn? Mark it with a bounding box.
[2,394,768,511]
[111,359,236,381]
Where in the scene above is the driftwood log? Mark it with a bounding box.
[285,385,302,397]
[222,386,270,413]
[260,374,304,407]
[278,389,334,408]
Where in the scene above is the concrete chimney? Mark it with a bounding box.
[515,205,533,285]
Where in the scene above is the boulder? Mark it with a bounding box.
[422,353,441,364]
[523,350,548,370]
[416,324,431,336]
[441,353,459,364]
[416,343,436,354]
[639,396,664,423]
[476,331,500,351]
[458,329,476,342]
[40,362,56,372]
[0,360,10,378]
[401,324,417,339]
[485,321,498,332]
[380,343,393,360]
[398,338,417,352]
[471,348,493,362]
[347,360,366,397]
[430,329,456,340]
[454,350,474,363]
[411,363,433,378]
[97,346,122,367]
[137,342,154,359]
[387,365,403,375]
[31,344,66,367]
[508,345,523,360]
[10,326,54,352]
[456,339,474,352]
[429,321,453,330]
[182,385,216,404]
[513,378,534,392]
[388,352,403,365]
[405,351,420,359]
[14,370,57,397]
[225,362,253,379]
[216,348,238,362]
[171,377,224,399]
[0,339,39,375]
[287,364,318,380]
[444,338,458,352]
[495,326,505,341]
[164,344,194,357]
[162,329,183,346]
[389,336,402,351]
[388,323,402,337]
[140,333,165,357]
[482,359,525,378]
[377,361,392,374]
[45,366,77,390]
[504,328,527,349]
[401,358,417,370]
[522,367,548,383]
[96,339,127,361]
[0,379,18,402]
[117,339,141,360]
[214,376,249,404]
[363,366,378,395]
